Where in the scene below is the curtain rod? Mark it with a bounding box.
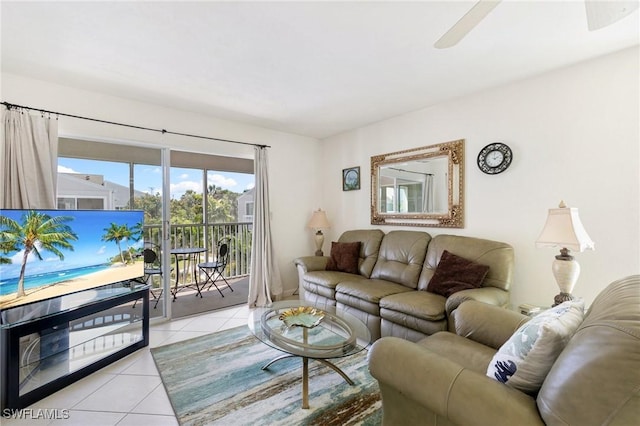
[389,167,433,176]
[1,101,270,149]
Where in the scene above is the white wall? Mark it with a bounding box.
[1,72,323,296]
[4,47,638,308]
[320,47,640,310]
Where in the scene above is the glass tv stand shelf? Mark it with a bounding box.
[0,281,150,410]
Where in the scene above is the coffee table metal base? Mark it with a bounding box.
[261,354,355,409]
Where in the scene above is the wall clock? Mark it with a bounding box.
[477,142,513,175]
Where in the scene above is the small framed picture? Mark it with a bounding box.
[342,166,360,191]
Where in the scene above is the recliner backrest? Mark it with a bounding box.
[417,234,514,291]
[370,230,432,288]
[536,275,640,426]
[337,229,385,278]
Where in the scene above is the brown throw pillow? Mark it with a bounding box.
[427,250,490,297]
[326,241,361,274]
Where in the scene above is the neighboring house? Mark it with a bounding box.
[103,180,145,209]
[57,173,144,210]
[57,173,114,210]
[236,188,254,222]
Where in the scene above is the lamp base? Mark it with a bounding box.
[551,252,580,307]
[553,292,574,307]
[314,230,325,257]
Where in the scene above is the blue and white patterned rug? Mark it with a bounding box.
[151,325,381,425]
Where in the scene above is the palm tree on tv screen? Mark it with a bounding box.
[102,223,133,265]
[0,211,78,298]
[0,239,18,264]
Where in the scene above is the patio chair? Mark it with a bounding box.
[137,245,171,309]
[197,238,234,297]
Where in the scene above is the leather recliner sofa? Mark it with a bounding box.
[368,275,640,426]
[294,229,514,341]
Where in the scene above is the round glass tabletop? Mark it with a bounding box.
[248,300,371,359]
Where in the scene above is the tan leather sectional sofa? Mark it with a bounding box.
[368,275,640,425]
[294,229,514,341]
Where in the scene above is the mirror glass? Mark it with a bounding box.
[371,139,464,228]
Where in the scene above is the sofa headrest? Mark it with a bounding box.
[370,230,432,288]
[537,275,640,425]
[338,229,385,278]
[418,234,514,291]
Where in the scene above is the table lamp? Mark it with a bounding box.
[307,209,331,256]
[535,201,595,306]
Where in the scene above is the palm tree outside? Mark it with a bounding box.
[0,211,78,298]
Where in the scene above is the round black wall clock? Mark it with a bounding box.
[477,142,513,175]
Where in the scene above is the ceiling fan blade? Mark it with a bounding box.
[585,0,639,31]
[434,0,502,49]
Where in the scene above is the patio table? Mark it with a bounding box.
[170,247,206,300]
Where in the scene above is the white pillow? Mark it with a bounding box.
[486,299,585,394]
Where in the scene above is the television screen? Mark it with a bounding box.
[0,209,144,310]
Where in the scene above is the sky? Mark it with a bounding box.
[58,158,255,199]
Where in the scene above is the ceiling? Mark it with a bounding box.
[1,1,638,139]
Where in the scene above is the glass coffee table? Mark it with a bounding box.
[248,301,371,409]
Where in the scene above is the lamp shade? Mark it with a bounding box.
[535,203,595,252]
[307,209,331,229]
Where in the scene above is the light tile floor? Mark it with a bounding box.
[3,305,251,426]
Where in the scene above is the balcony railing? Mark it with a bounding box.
[143,222,252,283]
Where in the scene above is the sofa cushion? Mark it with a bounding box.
[337,229,384,278]
[486,299,585,395]
[326,241,361,274]
[337,278,412,305]
[418,235,514,291]
[380,291,446,322]
[427,250,490,297]
[304,270,365,290]
[370,230,431,289]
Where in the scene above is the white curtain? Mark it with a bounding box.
[248,146,283,307]
[422,174,434,213]
[1,109,58,209]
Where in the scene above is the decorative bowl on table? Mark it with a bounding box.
[278,306,325,328]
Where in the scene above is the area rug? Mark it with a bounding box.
[151,325,382,425]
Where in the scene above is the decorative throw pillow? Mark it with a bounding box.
[427,250,490,297]
[326,241,361,274]
[486,299,585,394]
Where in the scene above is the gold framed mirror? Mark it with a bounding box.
[371,139,464,228]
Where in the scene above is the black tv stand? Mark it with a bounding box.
[1,282,150,410]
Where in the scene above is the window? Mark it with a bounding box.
[56,197,105,210]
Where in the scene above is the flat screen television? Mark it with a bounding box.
[0,209,144,310]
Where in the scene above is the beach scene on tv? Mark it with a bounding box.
[0,209,144,309]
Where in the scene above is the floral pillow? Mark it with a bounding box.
[486,299,585,394]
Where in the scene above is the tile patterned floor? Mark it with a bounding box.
[3,305,251,425]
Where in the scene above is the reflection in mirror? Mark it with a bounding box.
[371,139,464,228]
[379,156,449,214]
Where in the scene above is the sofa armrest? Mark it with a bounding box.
[369,337,544,426]
[450,300,529,349]
[294,256,329,297]
[445,286,510,316]
[293,256,328,273]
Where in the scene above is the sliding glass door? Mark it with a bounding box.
[58,138,254,320]
[57,140,167,319]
